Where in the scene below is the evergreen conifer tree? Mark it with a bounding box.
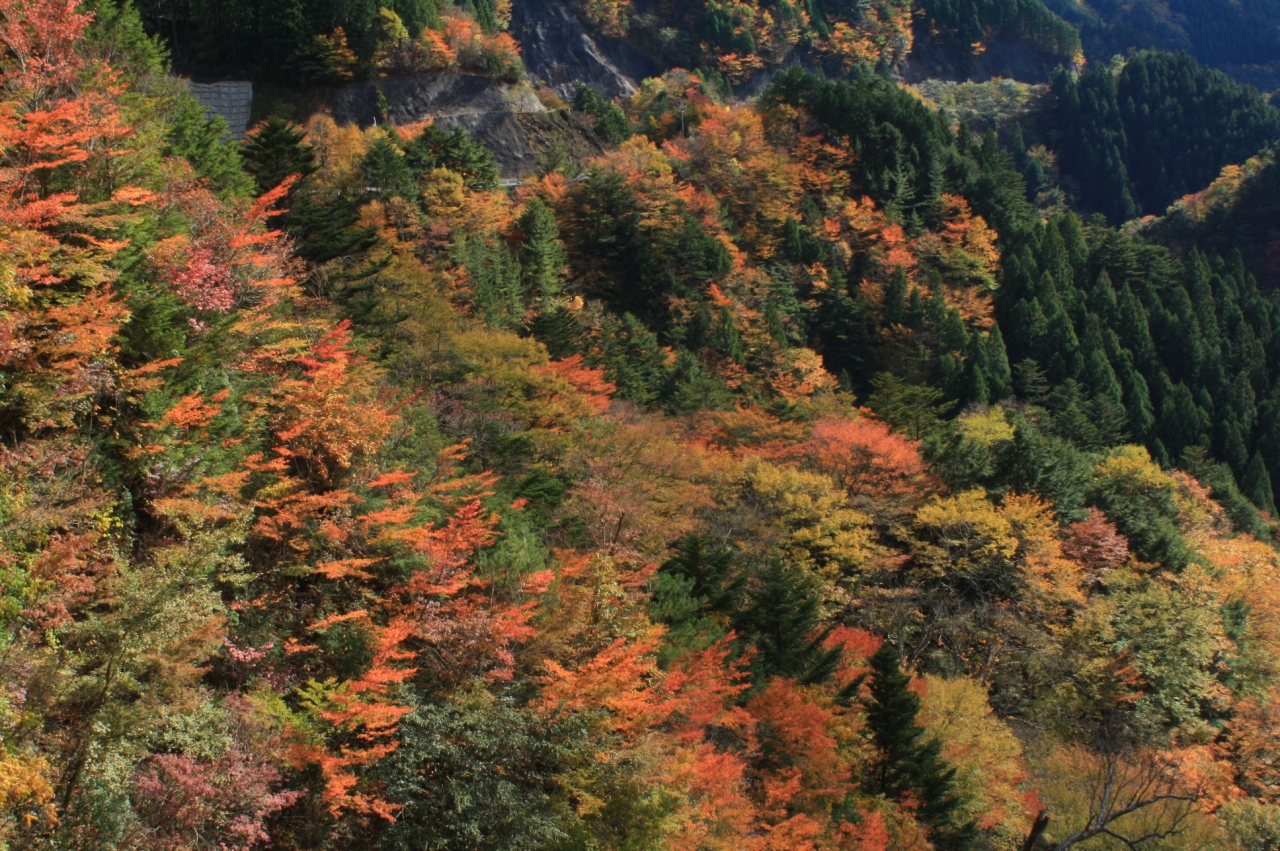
[528,306,585,359]
[1114,352,1156,442]
[598,313,674,407]
[1161,382,1209,458]
[1257,392,1280,478]
[906,286,925,330]
[441,125,500,189]
[939,308,970,353]
[1009,298,1048,361]
[985,325,1014,400]
[574,84,632,146]
[361,132,417,201]
[403,124,500,189]
[165,96,254,199]
[241,117,318,195]
[1013,358,1050,403]
[997,252,1037,311]
[1218,420,1250,475]
[1088,393,1130,447]
[784,216,805,262]
[1081,317,1124,406]
[287,194,381,266]
[654,535,743,621]
[403,123,446,176]
[650,535,744,661]
[865,644,976,850]
[713,306,745,364]
[1116,283,1162,379]
[463,235,523,328]
[734,562,840,686]
[1242,451,1277,515]
[1088,270,1119,329]
[1043,304,1082,383]
[765,301,789,348]
[964,360,991,406]
[666,350,736,413]
[883,266,909,326]
[1058,212,1089,276]
[867,373,957,440]
[519,199,567,299]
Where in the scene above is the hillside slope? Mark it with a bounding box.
[510,0,654,98]
[4,3,1280,851]
[1048,0,1280,90]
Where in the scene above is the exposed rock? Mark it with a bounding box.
[733,48,823,99]
[514,109,607,170]
[511,0,655,100]
[435,108,605,177]
[325,72,601,178]
[329,73,545,127]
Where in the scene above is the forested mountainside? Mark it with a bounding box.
[131,0,1280,90]
[1138,151,1280,289]
[7,0,1280,850]
[1045,0,1280,90]
[136,0,1081,86]
[1036,52,1280,222]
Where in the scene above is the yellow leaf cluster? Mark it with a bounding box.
[919,675,1030,837]
[736,459,877,581]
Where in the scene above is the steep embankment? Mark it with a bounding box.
[328,72,602,176]
[314,0,654,179]
[252,75,604,179]
[510,0,655,99]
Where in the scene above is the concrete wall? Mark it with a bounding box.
[187,80,254,138]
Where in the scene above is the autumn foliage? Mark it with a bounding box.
[1,3,1279,851]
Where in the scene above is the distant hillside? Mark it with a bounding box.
[136,0,1280,93]
[1037,51,1280,223]
[1045,0,1280,90]
[1139,152,1280,289]
[137,0,1083,88]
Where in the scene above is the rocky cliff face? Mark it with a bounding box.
[313,0,1066,178]
[327,72,602,178]
[320,1,644,180]
[508,0,1062,95]
[329,73,546,128]
[510,0,655,99]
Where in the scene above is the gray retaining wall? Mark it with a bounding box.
[187,80,254,138]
